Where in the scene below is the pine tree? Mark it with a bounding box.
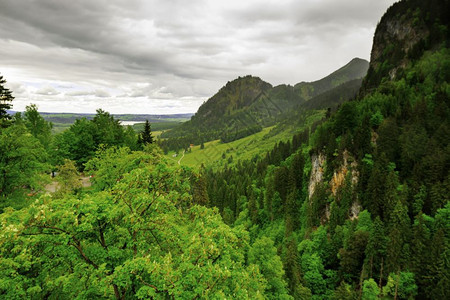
[140,120,154,145]
[385,199,410,274]
[290,153,305,190]
[425,228,449,299]
[410,212,430,298]
[364,217,387,280]
[248,190,259,225]
[192,171,209,206]
[284,236,302,295]
[365,160,386,219]
[339,230,369,282]
[0,75,14,126]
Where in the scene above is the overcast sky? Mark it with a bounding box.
[0,0,397,114]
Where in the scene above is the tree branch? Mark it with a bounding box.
[98,220,108,250]
[32,225,99,269]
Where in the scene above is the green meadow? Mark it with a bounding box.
[167,110,324,169]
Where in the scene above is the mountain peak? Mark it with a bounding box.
[196,75,272,119]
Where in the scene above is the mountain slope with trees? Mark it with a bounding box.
[160,58,368,151]
[201,0,449,298]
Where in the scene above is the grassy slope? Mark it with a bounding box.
[168,110,325,169]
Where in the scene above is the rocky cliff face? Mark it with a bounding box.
[371,16,428,80]
[308,153,326,202]
[362,0,449,93]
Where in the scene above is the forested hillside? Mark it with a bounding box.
[160,58,368,152]
[0,0,448,299]
[201,0,450,298]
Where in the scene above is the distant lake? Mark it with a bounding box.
[120,121,144,126]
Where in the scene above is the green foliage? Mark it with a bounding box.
[0,151,267,299]
[382,272,418,299]
[333,101,359,136]
[333,281,358,300]
[55,159,82,196]
[362,278,379,300]
[22,104,53,149]
[369,110,384,128]
[248,237,291,299]
[84,146,159,192]
[339,230,369,282]
[298,239,327,296]
[53,109,140,170]
[0,124,48,201]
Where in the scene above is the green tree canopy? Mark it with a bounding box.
[0,124,48,202]
[0,149,266,299]
[22,104,53,149]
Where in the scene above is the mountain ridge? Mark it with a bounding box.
[160,57,369,151]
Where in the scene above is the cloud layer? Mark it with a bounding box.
[0,0,397,114]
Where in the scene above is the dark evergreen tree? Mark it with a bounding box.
[284,236,302,296]
[410,213,430,298]
[192,167,209,206]
[385,199,410,274]
[365,160,387,219]
[364,217,387,281]
[140,120,154,145]
[339,230,369,282]
[0,75,14,127]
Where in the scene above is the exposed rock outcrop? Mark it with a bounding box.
[330,150,358,196]
[308,153,325,201]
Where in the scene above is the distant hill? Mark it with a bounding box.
[7,111,193,134]
[38,112,193,124]
[7,111,193,124]
[160,58,368,150]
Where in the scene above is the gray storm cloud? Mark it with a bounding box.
[0,0,397,114]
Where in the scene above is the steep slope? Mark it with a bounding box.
[193,75,272,120]
[202,0,449,298]
[294,57,368,100]
[160,58,368,151]
[300,78,363,111]
[363,0,449,92]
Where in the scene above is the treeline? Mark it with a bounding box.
[158,109,266,152]
[52,109,140,169]
[0,98,156,210]
[201,47,450,298]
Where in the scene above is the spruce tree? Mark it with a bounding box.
[0,75,14,126]
[192,166,209,206]
[140,120,153,145]
[365,217,387,280]
[410,213,430,297]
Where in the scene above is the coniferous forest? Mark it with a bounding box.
[0,0,449,299]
